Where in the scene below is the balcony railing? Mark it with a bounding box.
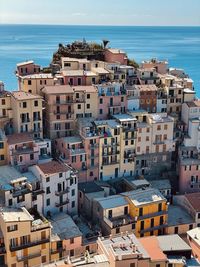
[21,118,30,123]
[55,199,69,207]
[17,251,41,262]
[55,187,70,196]
[102,160,119,166]
[140,223,167,234]
[10,238,50,252]
[102,151,120,156]
[104,215,136,228]
[138,210,167,221]
[33,117,41,121]
[12,188,31,198]
[70,148,86,156]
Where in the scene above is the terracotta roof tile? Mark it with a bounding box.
[7,133,33,145]
[139,236,167,261]
[37,161,70,175]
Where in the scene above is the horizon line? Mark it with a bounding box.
[0,23,200,27]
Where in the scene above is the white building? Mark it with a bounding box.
[181,100,200,127]
[184,118,200,152]
[29,160,78,216]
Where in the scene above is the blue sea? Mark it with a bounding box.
[0,25,200,95]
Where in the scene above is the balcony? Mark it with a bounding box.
[11,146,39,156]
[124,151,135,159]
[89,143,99,149]
[10,238,50,252]
[55,187,70,196]
[33,117,41,121]
[17,251,41,262]
[32,188,45,196]
[70,148,86,156]
[55,100,74,105]
[21,118,30,123]
[123,127,137,132]
[138,210,167,221]
[102,160,119,166]
[104,215,136,229]
[12,187,31,198]
[55,199,69,207]
[140,223,167,234]
[102,150,120,157]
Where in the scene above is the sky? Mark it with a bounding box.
[0,0,200,26]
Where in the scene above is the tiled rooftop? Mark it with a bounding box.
[139,236,167,261]
[7,132,33,145]
[11,91,42,100]
[37,160,70,176]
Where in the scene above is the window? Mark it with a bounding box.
[158,203,162,212]
[46,177,50,182]
[70,249,74,257]
[46,187,50,194]
[116,227,120,234]
[157,125,161,130]
[78,104,81,109]
[164,124,168,130]
[124,206,128,215]
[87,104,90,109]
[71,189,75,196]
[30,154,34,160]
[0,155,4,161]
[99,98,103,104]
[22,102,27,108]
[7,225,18,232]
[28,80,32,85]
[9,199,13,206]
[42,255,46,263]
[46,198,50,206]
[130,264,136,267]
[189,224,193,230]
[71,201,75,208]
[59,173,63,178]
[156,265,160,267]
[139,208,143,216]
[87,94,90,99]
[99,109,103,114]
[70,238,74,244]
[2,99,5,105]
[108,210,112,218]
[140,221,144,230]
[34,100,38,107]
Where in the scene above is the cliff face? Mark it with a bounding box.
[52,40,105,65]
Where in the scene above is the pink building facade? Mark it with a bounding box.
[97,83,127,119]
[104,49,128,65]
[178,147,200,194]
[16,61,41,76]
[55,121,100,183]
